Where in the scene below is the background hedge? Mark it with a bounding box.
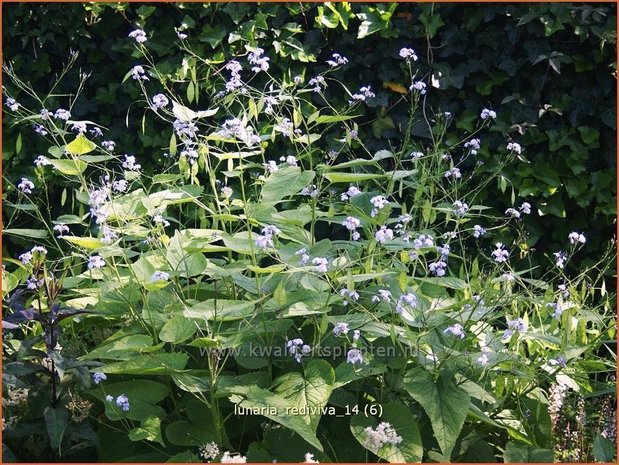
[3,2,617,276]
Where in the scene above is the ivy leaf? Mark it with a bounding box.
[403,369,470,458]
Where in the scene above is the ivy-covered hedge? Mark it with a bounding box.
[3,2,617,271]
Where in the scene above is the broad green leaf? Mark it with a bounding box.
[324,172,385,183]
[166,399,220,446]
[403,369,471,458]
[166,451,200,463]
[172,100,218,121]
[261,166,316,203]
[97,353,189,375]
[3,228,48,239]
[129,416,165,446]
[81,334,155,360]
[166,232,208,277]
[184,299,257,321]
[593,435,616,462]
[63,236,105,250]
[65,134,96,155]
[2,272,19,297]
[49,158,88,176]
[159,315,197,343]
[44,405,68,450]
[503,441,553,462]
[414,276,469,290]
[351,402,423,462]
[92,380,169,422]
[228,360,335,451]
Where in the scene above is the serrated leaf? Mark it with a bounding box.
[97,353,189,375]
[159,315,197,343]
[261,166,316,203]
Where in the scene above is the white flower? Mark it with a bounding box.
[102,140,116,151]
[301,185,319,198]
[312,257,329,273]
[370,195,389,217]
[353,330,361,341]
[444,323,465,339]
[364,422,402,451]
[279,155,297,166]
[87,255,105,269]
[5,97,20,111]
[101,225,118,244]
[34,155,51,167]
[409,81,426,94]
[342,216,361,231]
[413,234,434,249]
[480,108,497,120]
[130,65,149,81]
[341,185,362,201]
[221,452,247,463]
[339,289,360,306]
[198,443,220,461]
[399,47,418,61]
[375,226,394,244]
[248,48,270,73]
[491,243,509,263]
[520,202,532,214]
[112,179,128,193]
[554,251,567,269]
[505,208,521,218]
[506,142,522,154]
[326,52,348,67]
[17,178,34,194]
[473,225,486,238]
[264,160,279,173]
[128,29,147,43]
[568,231,586,245]
[410,151,424,160]
[308,76,326,93]
[151,271,170,282]
[333,322,350,337]
[122,155,141,171]
[304,452,319,463]
[152,214,170,227]
[221,186,233,199]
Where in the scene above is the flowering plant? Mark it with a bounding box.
[2,18,615,464]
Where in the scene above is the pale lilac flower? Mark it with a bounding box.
[71,122,87,133]
[131,65,149,81]
[304,452,319,463]
[370,195,389,217]
[105,395,114,402]
[453,200,469,215]
[520,202,532,214]
[287,338,311,363]
[375,226,394,244]
[473,225,486,238]
[464,138,480,154]
[101,225,118,244]
[409,81,426,94]
[301,185,319,198]
[53,224,69,236]
[347,348,364,365]
[353,330,361,341]
[372,289,392,303]
[506,142,522,154]
[115,394,130,411]
[176,31,188,40]
[88,255,106,269]
[54,109,71,120]
[437,244,450,258]
[262,225,281,237]
[152,214,170,227]
[399,47,418,61]
[396,293,417,314]
[414,234,434,249]
[92,372,107,384]
[151,271,170,282]
[339,289,360,306]
[350,85,375,102]
[480,108,497,120]
[293,75,303,85]
[34,155,51,167]
[444,167,461,179]
[220,186,233,199]
[17,178,34,194]
[264,160,279,173]
[502,272,515,281]
[558,284,570,299]
[122,155,141,171]
[102,140,116,151]
[112,179,128,193]
[429,260,447,276]
[128,29,147,43]
[248,48,270,73]
[221,452,247,463]
[444,323,465,339]
[491,243,509,263]
[364,422,402,451]
[410,151,424,160]
[279,155,297,166]
[341,185,362,201]
[255,235,273,249]
[39,109,52,120]
[503,317,527,340]
[152,94,169,109]
[34,124,48,136]
[326,52,348,67]
[333,322,350,337]
[342,216,361,231]
[568,232,586,245]
[477,348,490,366]
[89,127,103,138]
[546,302,563,320]
[549,356,567,368]
[308,76,326,93]
[554,251,567,269]
[19,251,33,264]
[26,276,41,290]
[312,257,329,274]
[5,97,20,111]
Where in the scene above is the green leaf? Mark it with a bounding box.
[49,158,88,176]
[403,369,471,458]
[92,380,169,422]
[129,416,165,446]
[350,402,423,463]
[166,232,208,277]
[4,228,49,239]
[66,134,96,155]
[503,441,553,462]
[228,359,335,451]
[414,276,469,290]
[62,236,105,250]
[98,353,189,375]
[159,316,197,343]
[44,405,68,450]
[324,172,385,183]
[16,132,22,154]
[261,166,315,203]
[184,299,257,321]
[165,399,220,446]
[81,334,155,360]
[314,114,359,124]
[593,434,616,462]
